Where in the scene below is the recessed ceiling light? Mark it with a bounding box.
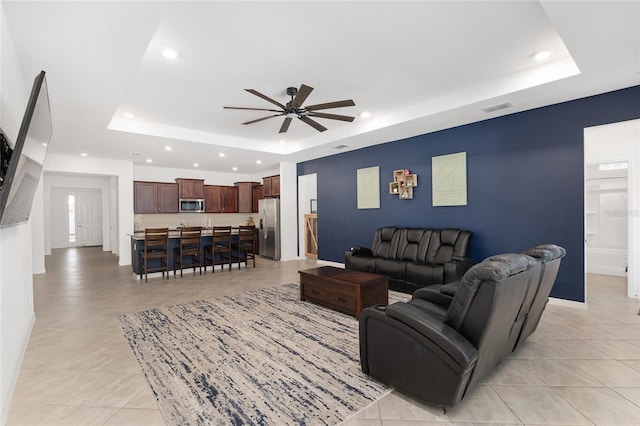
[279,140,286,145]
[164,146,172,151]
[193,163,199,167]
[232,167,238,171]
[124,113,135,119]
[146,159,153,163]
[532,50,551,61]
[162,48,178,60]
[256,160,262,164]
[360,111,371,118]
[41,142,48,147]
[218,153,225,157]
[80,153,88,157]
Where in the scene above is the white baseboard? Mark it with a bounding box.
[317,260,345,268]
[548,297,587,309]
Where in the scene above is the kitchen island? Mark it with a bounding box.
[130,227,257,277]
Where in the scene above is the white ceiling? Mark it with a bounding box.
[3,1,639,175]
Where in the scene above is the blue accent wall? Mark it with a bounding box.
[297,85,640,302]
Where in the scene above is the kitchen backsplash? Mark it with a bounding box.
[134,213,255,231]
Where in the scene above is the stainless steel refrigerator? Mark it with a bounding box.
[258,198,280,260]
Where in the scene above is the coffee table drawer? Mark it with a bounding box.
[303,283,327,302]
[327,291,357,312]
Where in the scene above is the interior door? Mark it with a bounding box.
[76,190,102,246]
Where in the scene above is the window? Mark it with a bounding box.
[68,194,76,242]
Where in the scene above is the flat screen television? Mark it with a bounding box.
[0,71,52,228]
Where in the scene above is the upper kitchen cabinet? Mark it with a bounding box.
[262,175,280,198]
[204,185,239,213]
[176,178,205,199]
[134,181,179,213]
[252,185,263,213]
[234,181,261,213]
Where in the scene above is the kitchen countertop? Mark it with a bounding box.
[129,227,251,240]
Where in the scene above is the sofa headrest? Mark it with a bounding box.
[441,228,461,245]
[406,228,426,243]
[482,253,536,275]
[523,244,566,261]
[445,254,534,331]
[379,227,397,242]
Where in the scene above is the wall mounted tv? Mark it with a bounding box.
[0,71,52,228]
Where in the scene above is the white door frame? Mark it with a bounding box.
[584,119,640,299]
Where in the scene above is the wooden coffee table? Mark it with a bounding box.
[299,266,388,318]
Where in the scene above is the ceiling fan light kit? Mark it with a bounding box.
[224,84,355,133]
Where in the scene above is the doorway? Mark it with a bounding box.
[584,119,640,299]
[585,162,628,276]
[51,188,102,248]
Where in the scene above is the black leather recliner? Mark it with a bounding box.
[515,244,566,348]
[359,253,536,407]
[408,244,566,351]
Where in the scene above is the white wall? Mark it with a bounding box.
[584,119,640,298]
[279,161,298,261]
[0,5,36,423]
[30,177,45,274]
[298,173,317,258]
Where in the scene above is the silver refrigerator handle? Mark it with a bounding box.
[262,210,267,240]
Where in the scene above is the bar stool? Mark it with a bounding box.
[232,225,256,269]
[173,226,202,277]
[205,226,232,272]
[139,228,169,282]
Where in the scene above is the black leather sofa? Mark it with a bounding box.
[344,227,475,293]
[359,252,542,407]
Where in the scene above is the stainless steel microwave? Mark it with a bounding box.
[179,198,205,213]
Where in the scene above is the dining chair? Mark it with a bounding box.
[232,225,256,269]
[205,226,232,272]
[139,227,169,282]
[173,226,202,277]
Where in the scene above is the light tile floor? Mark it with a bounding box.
[6,247,640,425]
[342,274,640,426]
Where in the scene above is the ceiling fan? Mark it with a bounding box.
[224,84,355,133]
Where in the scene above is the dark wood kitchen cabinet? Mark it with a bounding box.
[204,185,238,213]
[263,175,280,198]
[134,181,178,213]
[234,181,261,213]
[252,185,263,212]
[176,178,205,199]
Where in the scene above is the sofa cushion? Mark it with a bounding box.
[371,226,400,258]
[406,262,444,287]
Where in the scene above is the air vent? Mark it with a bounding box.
[333,144,349,149]
[481,102,513,113]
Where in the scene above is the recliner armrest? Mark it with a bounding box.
[412,285,454,308]
[349,246,373,257]
[385,303,478,367]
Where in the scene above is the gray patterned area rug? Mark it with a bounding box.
[118,283,409,425]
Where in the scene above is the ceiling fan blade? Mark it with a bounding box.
[299,116,327,132]
[242,114,283,125]
[305,99,355,111]
[279,117,293,133]
[292,84,313,108]
[309,112,355,122]
[245,89,286,109]
[224,106,282,112]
